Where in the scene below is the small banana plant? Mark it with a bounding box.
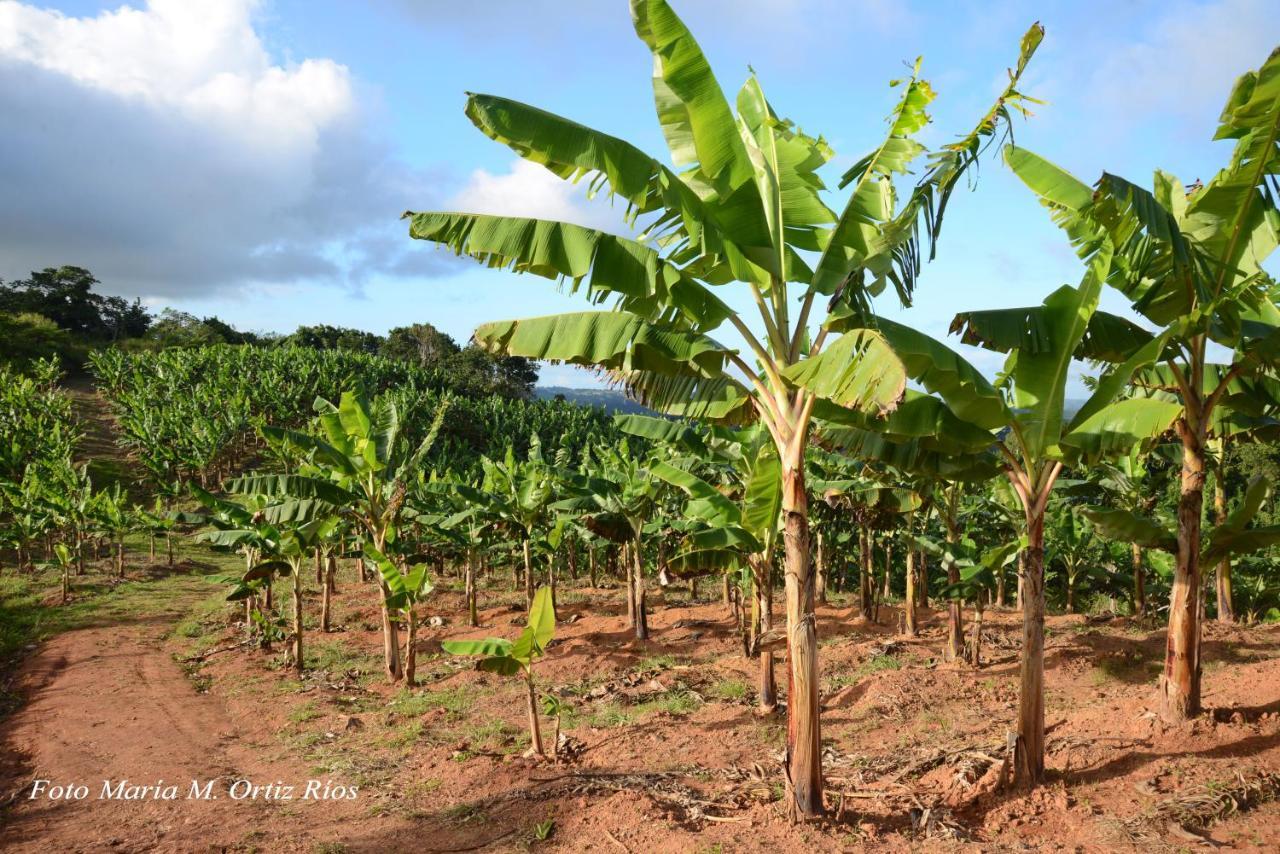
[443,585,555,757]
[40,542,74,604]
[540,694,570,762]
[363,544,433,685]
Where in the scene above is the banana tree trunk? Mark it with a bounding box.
[321,553,336,632]
[1132,543,1145,616]
[1214,474,1235,623]
[632,531,648,641]
[524,669,544,757]
[994,558,1005,608]
[378,576,402,682]
[944,530,963,663]
[1014,509,1046,786]
[815,531,826,605]
[858,525,873,620]
[904,547,917,637]
[969,595,983,667]
[466,550,479,627]
[291,559,304,674]
[917,547,928,608]
[404,605,417,686]
[624,543,636,627]
[523,537,534,611]
[781,461,822,818]
[588,545,597,589]
[882,542,892,600]
[755,557,776,713]
[1161,426,1205,721]
[1016,549,1025,612]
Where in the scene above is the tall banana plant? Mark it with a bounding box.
[838,265,1182,786]
[1002,45,1280,722]
[404,0,1043,815]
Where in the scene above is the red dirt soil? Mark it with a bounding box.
[3,575,1280,852]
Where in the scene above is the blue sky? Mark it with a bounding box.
[2,0,1277,388]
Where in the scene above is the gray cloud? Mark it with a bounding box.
[0,2,449,300]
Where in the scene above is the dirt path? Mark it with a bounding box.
[0,613,376,852]
[63,373,148,504]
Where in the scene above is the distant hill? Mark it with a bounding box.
[535,386,654,415]
[535,391,1093,422]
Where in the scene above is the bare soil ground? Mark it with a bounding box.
[3,566,1280,853]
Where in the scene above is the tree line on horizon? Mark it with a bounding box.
[0,266,539,400]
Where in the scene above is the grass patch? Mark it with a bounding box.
[288,700,322,724]
[633,653,683,672]
[458,717,520,752]
[381,720,425,749]
[1091,652,1157,684]
[309,639,382,679]
[857,653,902,678]
[825,653,903,692]
[391,684,475,720]
[590,702,636,728]
[443,802,486,824]
[707,678,748,701]
[591,688,702,727]
[645,689,701,716]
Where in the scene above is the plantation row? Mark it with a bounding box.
[0,360,175,602]
[89,345,615,489]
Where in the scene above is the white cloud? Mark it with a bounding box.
[449,158,636,233]
[0,0,444,298]
[1087,0,1278,124]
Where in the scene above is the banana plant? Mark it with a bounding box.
[1045,502,1101,615]
[808,450,920,624]
[404,0,1044,814]
[473,437,562,612]
[192,485,283,649]
[642,422,785,710]
[417,479,499,627]
[929,537,1021,667]
[363,544,433,685]
[42,462,94,577]
[0,468,56,572]
[837,257,1183,786]
[1071,446,1167,615]
[1001,46,1280,723]
[442,585,556,758]
[40,542,74,604]
[1086,474,1280,609]
[241,387,447,682]
[90,483,134,578]
[222,493,339,675]
[556,440,667,640]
